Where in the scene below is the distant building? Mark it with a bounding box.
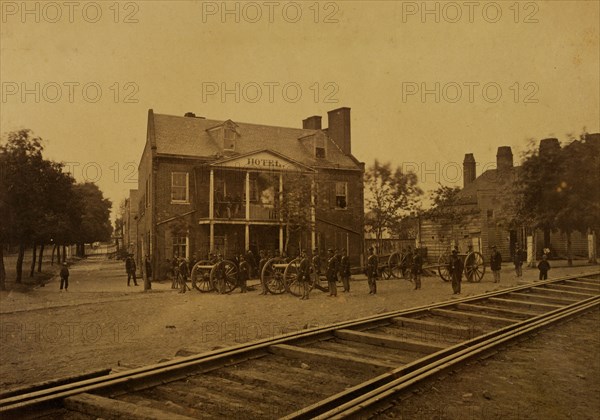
[135,108,365,270]
[419,137,597,262]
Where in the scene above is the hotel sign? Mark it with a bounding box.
[214,150,312,172]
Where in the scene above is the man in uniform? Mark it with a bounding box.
[367,247,378,295]
[258,250,268,295]
[298,250,311,300]
[59,262,69,292]
[340,249,351,292]
[326,249,338,297]
[312,249,321,277]
[513,244,524,277]
[125,254,138,287]
[412,247,423,290]
[450,249,463,295]
[238,255,249,293]
[490,245,502,283]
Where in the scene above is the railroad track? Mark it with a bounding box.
[2,272,599,419]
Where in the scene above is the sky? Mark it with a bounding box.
[2,0,599,221]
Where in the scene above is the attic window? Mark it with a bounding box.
[315,136,326,158]
[224,128,236,150]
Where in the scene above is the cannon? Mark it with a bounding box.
[190,259,239,294]
[261,257,324,296]
[437,250,486,282]
[378,251,413,280]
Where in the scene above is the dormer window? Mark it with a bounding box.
[315,135,326,158]
[224,127,236,150]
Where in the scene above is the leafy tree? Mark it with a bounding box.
[512,133,600,265]
[364,160,422,251]
[276,172,313,255]
[72,183,113,255]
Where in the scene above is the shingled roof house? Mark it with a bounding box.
[133,108,365,273]
[419,138,595,263]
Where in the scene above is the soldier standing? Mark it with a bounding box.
[299,250,311,300]
[367,247,378,295]
[125,254,138,286]
[326,249,338,297]
[449,249,463,295]
[490,245,502,283]
[59,262,69,292]
[312,249,321,277]
[238,255,249,293]
[178,258,189,293]
[259,250,269,295]
[412,248,423,290]
[340,249,351,292]
[513,245,524,277]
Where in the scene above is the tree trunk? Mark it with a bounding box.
[62,245,67,263]
[15,243,25,283]
[51,244,56,265]
[37,244,45,272]
[543,227,551,249]
[80,243,86,257]
[566,230,573,266]
[30,243,37,277]
[0,245,6,290]
[56,245,61,266]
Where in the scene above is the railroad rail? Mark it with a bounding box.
[2,272,599,419]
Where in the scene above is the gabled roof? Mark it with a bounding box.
[149,111,361,170]
[455,167,518,205]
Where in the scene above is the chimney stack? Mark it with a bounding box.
[327,107,351,155]
[463,153,476,188]
[302,115,322,130]
[539,138,560,155]
[496,146,513,171]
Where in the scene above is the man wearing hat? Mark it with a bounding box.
[326,249,338,296]
[367,247,378,294]
[298,250,311,300]
[412,248,423,290]
[449,249,462,294]
[59,262,69,292]
[490,245,502,283]
[125,254,138,287]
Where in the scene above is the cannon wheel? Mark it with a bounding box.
[261,257,287,295]
[464,251,485,282]
[191,260,214,292]
[284,258,317,297]
[438,253,451,282]
[210,260,238,294]
[400,253,413,280]
[388,252,403,279]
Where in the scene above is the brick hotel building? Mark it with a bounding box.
[132,107,365,272]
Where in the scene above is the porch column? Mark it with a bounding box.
[279,173,284,253]
[310,179,316,250]
[245,171,250,250]
[209,169,214,219]
[209,169,215,252]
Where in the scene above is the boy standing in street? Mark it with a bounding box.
[537,255,551,280]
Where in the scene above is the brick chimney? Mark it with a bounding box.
[327,107,351,155]
[302,115,322,130]
[496,146,513,171]
[539,138,560,155]
[463,153,476,188]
